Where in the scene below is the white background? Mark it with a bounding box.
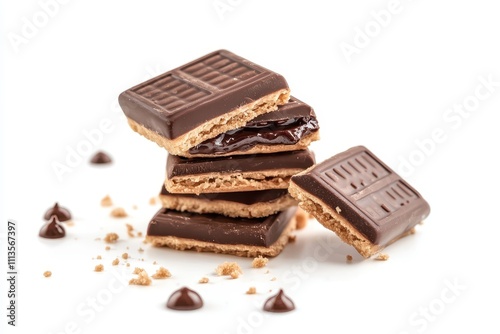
[1,1,500,333]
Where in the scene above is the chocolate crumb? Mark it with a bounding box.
[216,262,242,279]
[252,256,269,268]
[263,289,295,312]
[166,287,203,310]
[375,253,390,261]
[346,255,353,262]
[110,207,127,218]
[246,287,256,294]
[104,233,119,243]
[129,270,151,286]
[101,195,113,207]
[152,267,171,279]
[288,235,297,243]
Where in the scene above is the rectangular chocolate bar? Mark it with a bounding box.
[119,49,290,156]
[146,207,298,257]
[165,149,315,194]
[160,186,297,218]
[289,146,430,258]
[185,96,320,158]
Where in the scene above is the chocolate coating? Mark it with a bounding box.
[188,97,319,155]
[147,207,297,247]
[160,186,289,205]
[291,146,430,245]
[119,50,289,139]
[166,287,203,311]
[39,216,65,239]
[43,203,71,222]
[90,151,112,164]
[167,149,315,178]
[263,289,295,312]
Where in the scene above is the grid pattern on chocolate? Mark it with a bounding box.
[132,74,210,113]
[182,52,260,89]
[311,148,422,228]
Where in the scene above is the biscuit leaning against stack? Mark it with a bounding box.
[119,49,320,257]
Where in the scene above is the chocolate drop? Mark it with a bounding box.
[39,216,66,239]
[263,289,295,312]
[43,202,72,222]
[90,151,112,164]
[166,287,203,310]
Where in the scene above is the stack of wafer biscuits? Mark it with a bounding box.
[119,50,319,257]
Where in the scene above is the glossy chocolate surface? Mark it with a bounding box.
[43,203,72,222]
[291,146,430,245]
[119,50,289,139]
[263,289,295,312]
[147,207,297,247]
[167,149,315,178]
[188,97,319,155]
[160,185,289,205]
[90,151,112,164]
[39,216,66,239]
[166,287,203,311]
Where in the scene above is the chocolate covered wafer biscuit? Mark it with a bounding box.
[146,207,298,257]
[165,150,315,194]
[185,97,319,158]
[119,50,290,156]
[289,146,430,258]
[160,186,297,218]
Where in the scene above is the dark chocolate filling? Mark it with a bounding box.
[188,116,319,155]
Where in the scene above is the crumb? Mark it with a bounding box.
[152,266,171,279]
[129,271,151,286]
[96,255,102,260]
[138,247,144,252]
[94,264,104,272]
[126,263,130,267]
[265,270,270,274]
[94,237,101,241]
[137,231,143,237]
[142,239,147,244]
[112,258,119,266]
[105,246,111,251]
[141,258,144,261]
[110,207,127,218]
[246,287,256,295]
[216,262,242,278]
[251,256,269,268]
[132,205,138,210]
[336,206,342,214]
[149,197,157,205]
[133,267,145,274]
[375,253,390,261]
[104,233,119,243]
[198,277,209,284]
[153,261,157,265]
[43,271,52,277]
[67,221,75,227]
[271,277,276,281]
[296,207,308,229]
[101,195,113,207]
[346,255,353,262]
[288,235,296,243]
[410,227,417,234]
[126,223,135,237]
[122,253,129,259]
